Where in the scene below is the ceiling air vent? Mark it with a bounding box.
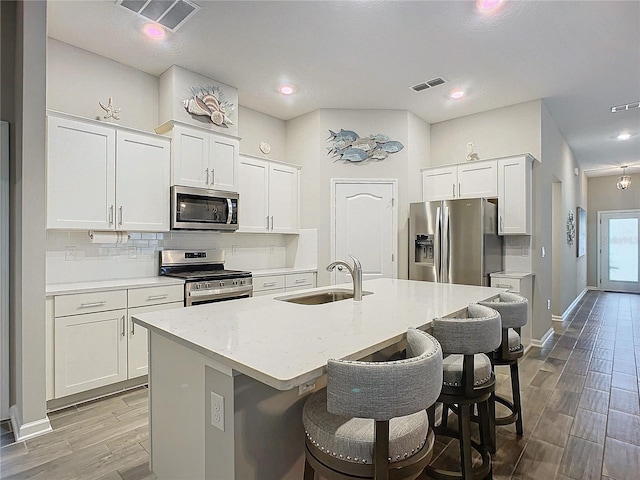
[118,0,200,32]
[611,101,640,113]
[410,77,447,92]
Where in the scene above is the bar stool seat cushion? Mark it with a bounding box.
[442,353,492,387]
[303,390,429,465]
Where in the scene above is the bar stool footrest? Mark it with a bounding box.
[493,395,519,427]
[427,426,492,480]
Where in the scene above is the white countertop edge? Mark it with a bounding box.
[251,267,318,277]
[46,276,185,296]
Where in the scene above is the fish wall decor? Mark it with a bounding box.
[183,85,235,127]
[327,129,404,163]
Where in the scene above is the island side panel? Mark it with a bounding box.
[150,332,234,479]
[230,373,317,479]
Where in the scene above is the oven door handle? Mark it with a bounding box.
[187,285,253,298]
[227,198,233,225]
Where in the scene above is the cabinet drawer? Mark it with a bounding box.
[285,272,315,289]
[128,284,184,308]
[491,278,520,292]
[55,290,127,317]
[253,275,285,292]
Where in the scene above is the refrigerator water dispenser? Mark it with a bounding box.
[415,234,434,266]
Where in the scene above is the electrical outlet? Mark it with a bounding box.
[547,299,551,310]
[128,246,137,259]
[211,391,224,431]
[65,246,77,261]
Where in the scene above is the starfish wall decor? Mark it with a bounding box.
[99,97,121,121]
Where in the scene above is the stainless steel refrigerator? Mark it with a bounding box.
[409,198,503,286]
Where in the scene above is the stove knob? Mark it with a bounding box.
[205,282,210,289]
[195,284,201,290]
[220,281,225,287]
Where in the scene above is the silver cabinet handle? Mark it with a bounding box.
[263,282,277,287]
[458,182,461,197]
[121,316,126,337]
[147,294,168,301]
[270,216,274,230]
[266,216,270,231]
[211,168,215,185]
[205,168,209,185]
[118,206,123,226]
[495,283,513,289]
[109,205,114,225]
[294,279,307,284]
[452,184,455,198]
[80,301,107,308]
[131,318,135,335]
[500,216,504,232]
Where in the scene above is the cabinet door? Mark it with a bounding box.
[171,125,209,188]
[54,308,128,398]
[128,302,182,379]
[422,166,457,201]
[116,131,171,232]
[269,164,299,233]
[210,134,239,192]
[498,157,531,235]
[47,116,115,230]
[238,157,269,232]
[458,161,497,199]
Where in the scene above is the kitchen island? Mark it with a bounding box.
[133,278,505,480]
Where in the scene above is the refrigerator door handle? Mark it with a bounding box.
[443,206,450,283]
[435,206,441,282]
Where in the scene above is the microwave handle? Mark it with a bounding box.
[227,198,233,224]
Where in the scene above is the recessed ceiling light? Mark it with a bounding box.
[476,0,504,11]
[143,23,166,40]
[450,89,465,99]
[279,85,294,95]
[617,132,631,140]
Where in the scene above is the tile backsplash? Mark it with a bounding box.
[46,229,317,285]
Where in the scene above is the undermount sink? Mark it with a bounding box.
[275,288,373,305]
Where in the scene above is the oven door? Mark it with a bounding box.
[185,284,253,307]
[171,185,238,231]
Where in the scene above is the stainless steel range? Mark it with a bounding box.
[159,250,252,306]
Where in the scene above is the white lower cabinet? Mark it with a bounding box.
[490,272,534,349]
[55,307,128,398]
[252,272,316,296]
[50,284,183,399]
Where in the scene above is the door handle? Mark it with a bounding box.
[118,206,123,226]
[121,316,126,337]
[227,198,233,224]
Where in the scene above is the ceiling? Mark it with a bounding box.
[47,0,640,177]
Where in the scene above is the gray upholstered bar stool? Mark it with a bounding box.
[425,304,501,480]
[478,292,528,442]
[302,328,443,480]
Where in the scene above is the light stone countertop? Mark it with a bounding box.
[46,276,185,296]
[133,278,506,391]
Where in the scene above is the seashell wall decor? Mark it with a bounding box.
[183,85,235,128]
[327,129,404,163]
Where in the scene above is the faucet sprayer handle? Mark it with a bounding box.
[348,255,362,270]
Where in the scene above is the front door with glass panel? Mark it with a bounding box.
[599,210,640,293]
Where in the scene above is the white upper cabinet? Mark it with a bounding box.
[47,115,116,230]
[422,166,457,201]
[116,131,170,232]
[238,155,300,234]
[47,113,170,231]
[497,155,533,235]
[165,122,239,192]
[422,160,498,202]
[457,161,497,199]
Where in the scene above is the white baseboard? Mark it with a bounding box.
[9,405,52,442]
[531,327,554,348]
[551,288,591,323]
[551,315,563,322]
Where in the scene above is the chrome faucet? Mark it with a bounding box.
[327,255,363,301]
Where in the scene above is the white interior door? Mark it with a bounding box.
[332,180,397,285]
[599,210,640,293]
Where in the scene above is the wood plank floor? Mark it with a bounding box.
[1,290,638,479]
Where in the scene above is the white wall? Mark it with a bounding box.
[47,38,159,132]
[587,173,640,287]
[238,106,286,160]
[287,109,427,285]
[430,100,542,166]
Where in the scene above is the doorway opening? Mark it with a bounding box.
[598,209,640,293]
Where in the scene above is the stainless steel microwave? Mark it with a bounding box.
[171,186,239,231]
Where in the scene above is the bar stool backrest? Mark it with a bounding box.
[432,304,502,356]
